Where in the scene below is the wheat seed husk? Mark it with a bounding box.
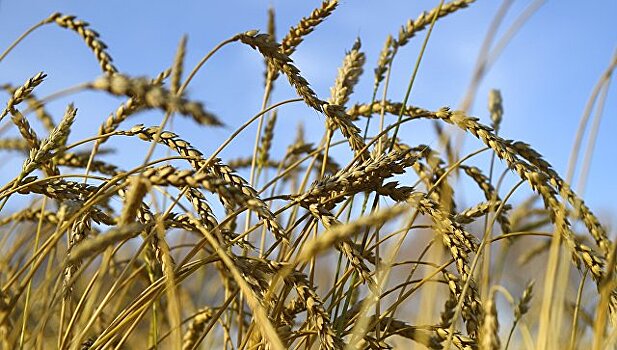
[9,107,60,176]
[239,31,369,159]
[22,104,76,176]
[119,176,149,226]
[95,71,169,147]
[55,152,119,176]
[170,35,187,95]
[394,0,476,49]
[48,13,117,74]
[373,35,394,90]
[461,165,511,234]
[280,0,339,57]
[352,101,609,274]
[63,199,93,298]
[91,74,222,126]
[479,290,500,350]
[294,149,416,208]
[2,83,55,131]
[258,111,277,168]
[488,89,503,133]
[124,125,286,241]
[0,72,46,123]
[0,138,29,151]
[329,38,365,108]
[182,307,214,350]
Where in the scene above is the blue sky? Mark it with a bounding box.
[0,1,615,224]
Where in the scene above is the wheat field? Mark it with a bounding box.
[0,1,615,349]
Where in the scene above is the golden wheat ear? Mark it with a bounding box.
[1,1,615,349]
